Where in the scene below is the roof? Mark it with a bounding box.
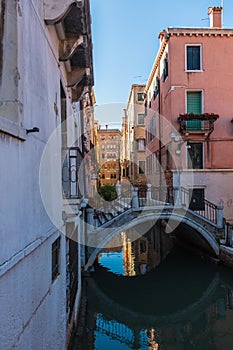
[145,26,233,93]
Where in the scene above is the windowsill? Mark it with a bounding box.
[185,70,203,73]
[0,116,26,141]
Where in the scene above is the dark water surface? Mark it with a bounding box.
[80,231,233,350]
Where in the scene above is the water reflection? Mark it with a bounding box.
[98,224,173,276]
[81,227,233,350]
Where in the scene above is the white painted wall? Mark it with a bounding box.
[0,1,82,349]
[173,170,233,223]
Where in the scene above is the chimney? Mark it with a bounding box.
[106,124,108,130]
[208,7,223,28]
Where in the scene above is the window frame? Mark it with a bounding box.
[137,138,146,152]
[185,89,204,131]
[137,93,144,102]
[138,160,146,174]
[185,44,203,72]
[137,113,145,125]
[185,90,204,114]
[187,142,204,169]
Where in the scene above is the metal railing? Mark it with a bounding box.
[195,199,217,224]
[181,187,217,224]
[62,147,83,199]
[90,184,220,227]
[93,187,133,226]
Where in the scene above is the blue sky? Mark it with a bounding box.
[90,0,232,125]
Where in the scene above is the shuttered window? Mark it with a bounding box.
[186,46,201,70]
[187,91,202,130]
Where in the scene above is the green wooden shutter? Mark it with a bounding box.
[187,92,202,113]
[187,92,202,130]
[187,46,201,70]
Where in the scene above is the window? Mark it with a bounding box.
[137,139,146,151]
[137,93,144,102]
[139,160,145,174]
[101,145,104,150]
[146,155,153,174]
[189,188,205,211]
[52,236,61,282]
[140,239,147,254]
[138,114,145,125]
[187,142,203,169]
[102,153,105,159]
[186,91,202,130]
[162,56,168,82]
[186,45,201,71]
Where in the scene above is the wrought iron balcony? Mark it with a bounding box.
[178,113,219,136]
[62,147,83,199]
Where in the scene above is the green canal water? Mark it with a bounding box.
[79,229,233,350]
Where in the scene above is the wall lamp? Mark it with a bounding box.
[26,127,40,134]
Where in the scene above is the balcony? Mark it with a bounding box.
[178,113,219,137]
[62,147,84,200]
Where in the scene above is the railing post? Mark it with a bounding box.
[146,183,152,201]
[216,205,224,228]
[132,187,139,209]
[86,208,95,226]
[173,186,181,206]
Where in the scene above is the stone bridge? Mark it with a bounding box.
[84,185,228,270]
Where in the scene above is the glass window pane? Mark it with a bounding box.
[187,46,201,70]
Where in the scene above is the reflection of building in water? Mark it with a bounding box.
[130,225,165,275]
[95,313,157,349]
[98,224,175,276]
[122,232,136,276]
[148,328,159,350]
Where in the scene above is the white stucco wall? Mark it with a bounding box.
[174,169,233,223]
[0,1,80,349]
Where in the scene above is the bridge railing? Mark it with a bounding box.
[151,186,174,204]
[89,184,223,228]
[92,187,133,226]
[199,199,218,224]
[181,187,218,224]
[225,222,233,247]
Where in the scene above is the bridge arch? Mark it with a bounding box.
[85,209,220,270]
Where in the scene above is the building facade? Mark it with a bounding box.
[124,84,147,187]
[97,125,121,187]
[145,7,233,222]
[0,1,93,349]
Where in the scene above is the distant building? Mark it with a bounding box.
[145,7,233,222]
[97,125,121,186]
[123,84,147,186]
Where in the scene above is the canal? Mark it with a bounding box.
[72,226,233,350]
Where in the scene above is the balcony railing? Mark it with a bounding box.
[62,147,83,199]
[178,113,219,136]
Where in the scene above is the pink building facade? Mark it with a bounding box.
[145,7,233,223]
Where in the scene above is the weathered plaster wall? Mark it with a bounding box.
[0,1,79,349]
